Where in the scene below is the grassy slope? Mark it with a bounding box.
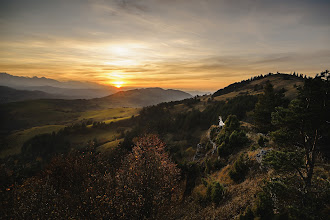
[0,99,88,133]
[0,99,139,132]
[79,107,139,122]
[0,106,139,157]
[214,74,304,101]
[169,123,273,219]
[68,128,122,146]
[97,138,124,153]
[1,125,65,157]
[166,75,305,219]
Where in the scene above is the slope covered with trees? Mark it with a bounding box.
[0,71,329,219]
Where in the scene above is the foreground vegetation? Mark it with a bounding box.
[0,72,329,219]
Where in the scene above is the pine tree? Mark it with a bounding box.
[267,71,329,188]
[253,81,286,133]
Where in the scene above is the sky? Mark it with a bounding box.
[1,0,330,91]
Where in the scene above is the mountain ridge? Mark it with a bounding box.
[0,72,116,99]
[0,86,71,104]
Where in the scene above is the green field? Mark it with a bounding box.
[79,107,139,123]
[0,106,140,157]
[1,125,65,157]
[97,138,124,153]
[69,128,120,146]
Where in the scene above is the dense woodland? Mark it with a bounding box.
[0,71,329,219]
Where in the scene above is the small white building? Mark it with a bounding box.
[219,116,225,128]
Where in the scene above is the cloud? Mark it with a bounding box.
[0,0,329,90]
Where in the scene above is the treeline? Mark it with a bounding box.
[212,72,308,97]
[122,95,258,161]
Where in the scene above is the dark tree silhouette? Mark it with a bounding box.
[253,81,286,133]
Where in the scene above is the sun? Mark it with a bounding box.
[113,81,125,88]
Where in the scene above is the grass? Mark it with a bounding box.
[68,128,120,146]
[1,99,140,132]
[0,125,65,157]
[214,74,304,102]
[0,106,139,157]
[0,100,83,132]
[79,107,140,122]
[97,138,124,153]
[103,116,133,124]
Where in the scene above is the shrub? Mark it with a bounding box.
[209,125,219,140]
[206,181,225,204]
[205,158,225,174]
[211,182,225,204]
[239,206,255,220]
[216,115,248,157]
[229,153,250,183]
[258,136,265,148]
[229,130,248,149]
[253,191,274,219]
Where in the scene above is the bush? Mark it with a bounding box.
[258,136,265,148]
[211,182,225,204]
[205,158,225,174]
[216,115,248,157]
[239,206,255,220]
[229,130,248,148]
[253,191,274,219]
[229,153,250,183]
[209,125,219,140]
[206,181,225,204]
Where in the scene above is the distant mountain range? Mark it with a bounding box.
[0,73,199,102]
[0,73,117,99]
[185,90,211,96]
[0,86,70,104]
[93,87,193,107]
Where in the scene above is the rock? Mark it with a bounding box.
[256,148,272,163]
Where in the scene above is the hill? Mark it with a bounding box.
[93,87,193,107]
[18,85,114,99]
[0,72,116,99]
[212,73,305,100]
[0,87,192,133]
[0,86,70,103]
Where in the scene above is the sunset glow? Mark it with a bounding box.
[1,1,329,219]
[1,0,329,91]
[113,81,125,88]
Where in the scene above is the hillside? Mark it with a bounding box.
[94,87,193,107]
[0,87,192,133]
[213,73,304,100]
[19,86,114,99]
[1,72,328,220]
[0,86,70,103]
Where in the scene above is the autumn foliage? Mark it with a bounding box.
[4,135,180,219]
[115,135,181,219]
